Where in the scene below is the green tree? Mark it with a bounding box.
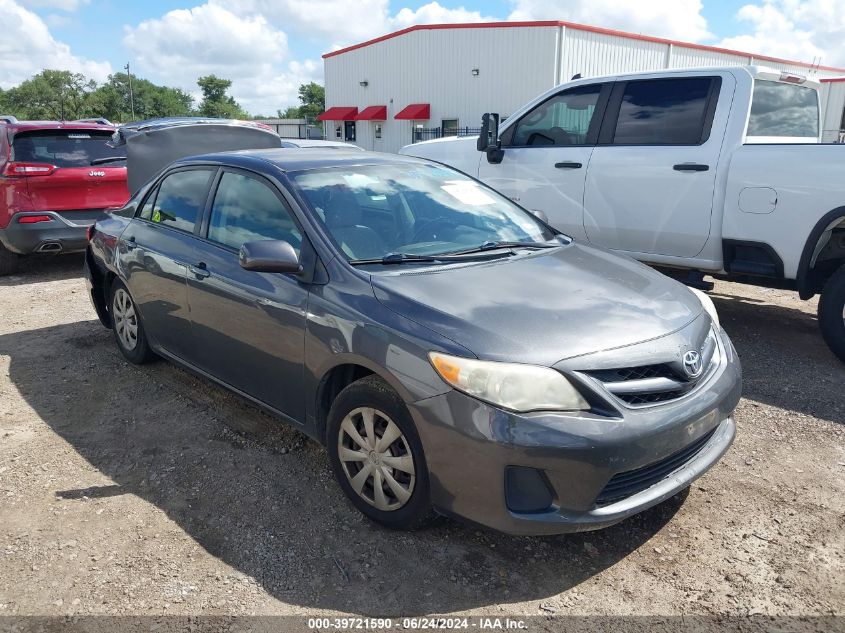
[277,105,302,119]
[3,70,96,120]
[297,82,325,121]
[197,75,247,119]
[86,73,193,122]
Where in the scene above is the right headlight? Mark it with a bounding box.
[689,287,720,329]
[429,352,590,412]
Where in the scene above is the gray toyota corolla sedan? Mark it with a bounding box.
[84,148,741,535]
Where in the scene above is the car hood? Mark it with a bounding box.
[371,243,704,366]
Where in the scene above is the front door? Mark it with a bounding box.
[185,169,308,422]
[478,83,607,240]
[120,167,217,361]
[583,75,731,258]
[344,120,356,142]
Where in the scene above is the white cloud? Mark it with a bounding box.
[123,2,321,114]
[18,0,88,10]
[507,0,712,43]
[0,0,111,89]
[717,0,845,68]
[212,0,494,50]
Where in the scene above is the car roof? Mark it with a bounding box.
[173,147,428,173]
[0,120,116,133]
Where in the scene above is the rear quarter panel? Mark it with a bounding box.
[722,144,845,279]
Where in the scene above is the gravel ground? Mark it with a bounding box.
[0,254,843,622]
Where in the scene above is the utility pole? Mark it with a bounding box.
[125,63,135,120]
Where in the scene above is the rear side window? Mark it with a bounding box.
[747,80,819,138]
[611,78,715,145]
[207,172,302,253]
[12,130,124,167]
[512,85,602,146]
[149,169,214,233]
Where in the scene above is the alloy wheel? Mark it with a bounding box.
[112,288,139,351]
[337,407,416,511]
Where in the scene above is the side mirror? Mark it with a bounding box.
[239,240,302,274]
[528,208,549,224]
[477,112,504,165]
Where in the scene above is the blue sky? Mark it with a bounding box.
[4,0,843,114]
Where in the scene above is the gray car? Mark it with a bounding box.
[84,148,741,535]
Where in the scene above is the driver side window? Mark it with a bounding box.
[511,84,602,147]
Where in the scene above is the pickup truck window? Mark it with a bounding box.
[747,80,819,138]
[611,78,714,145]
[511,85,601,147]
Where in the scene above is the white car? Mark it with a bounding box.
[401,66,845,363]
[279,139,364,150]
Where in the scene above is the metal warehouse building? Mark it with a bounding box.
[321,20,845,153]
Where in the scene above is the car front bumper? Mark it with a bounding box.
[0,210,108,255]
[408,327,741,536]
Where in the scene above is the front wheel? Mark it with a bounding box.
[327,375,436,530]
[818,264,845,364]
[110,280,155,364]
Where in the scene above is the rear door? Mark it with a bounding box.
[478,83,609,240]
[120,167,217,362]
[185,168,309,422]
[12,129,128,225]
[583,75,731,258]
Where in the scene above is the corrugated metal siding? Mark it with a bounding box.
[324,24,845,153]
[560,28,666,80]
[325,27,558,152]
[822,81,845,142]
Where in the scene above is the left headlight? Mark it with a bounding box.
[429,352,590,412]
[690,287,720,329]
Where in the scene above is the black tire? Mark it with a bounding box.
[818,264,845,364]
[327,375,436,530]
[109,279,154,364]
[0,244,20,276]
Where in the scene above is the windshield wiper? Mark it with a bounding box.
[443,239,561,256]
[350,250,513,266]
[90,156,126,166]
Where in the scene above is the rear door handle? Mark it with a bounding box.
[673,163,709,172]
[190,262,210,279]
[554,161,582,169]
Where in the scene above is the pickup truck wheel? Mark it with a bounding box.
[0,244,20,276]
[818,265,845,364]
[327,375,436,530]
[109,280,154,364]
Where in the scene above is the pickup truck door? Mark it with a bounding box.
[478,83,609,240]
[583,75,730,258]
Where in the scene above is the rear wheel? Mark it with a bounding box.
[818,264,845,364]
[0,244,20,276]
[110,280,154,364]
[327,375,435,530]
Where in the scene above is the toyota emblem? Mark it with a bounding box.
[683,350,703,378]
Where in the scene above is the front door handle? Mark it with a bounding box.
[190,262,210,279]
[124,235,137,251]
[673,163,709,172]
[554,161,582,169]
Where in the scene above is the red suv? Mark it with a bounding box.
[0,116,129,275]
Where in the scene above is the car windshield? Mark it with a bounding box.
[12,130,125,167]
[292,163,557,262]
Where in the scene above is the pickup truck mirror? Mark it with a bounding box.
[477,113,504,165]
[239,240,302,274]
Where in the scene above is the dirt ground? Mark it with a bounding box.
[0,254,843,623]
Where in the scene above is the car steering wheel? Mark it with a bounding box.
[411,219,454,243]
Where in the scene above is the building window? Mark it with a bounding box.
[442,119,459,136]
[335,125,342,139]
[374,124,382,139]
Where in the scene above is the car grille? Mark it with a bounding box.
[583,329,719,408]
[595,427,717,506]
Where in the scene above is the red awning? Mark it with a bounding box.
[394,103,430,120]
[317,106,358,121]
[356,105,387,121]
